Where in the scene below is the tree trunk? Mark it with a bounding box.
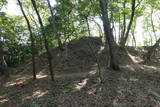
[146,38,160,60]
[151,9,157,42]
[56,33,64,51]
[132,33,136,47]
[0,35,3,75]
[46,0,64,51]
[2,56,9,77]
[120,0,136,47]
[0,30,9,78]
[131,22,136,47]
[147,20,153,46]
[91,18,103,38]
[30,0,54,81]
[99,0,119,70]
[121,0,127,41]
[85,15,91,37]
[118,14,121,44]
[18,0,36,80]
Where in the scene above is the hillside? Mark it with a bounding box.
[0,37,160,107]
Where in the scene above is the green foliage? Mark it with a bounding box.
[145,0,160,8]
[0,12,33,67]
[0,0,159,70]
[0,0,7,10]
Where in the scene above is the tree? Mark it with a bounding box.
[30,0,54,81]
[46,0,64,51]
[0,13,22,77]
[0,0,7,10]
[150,9,157,41]
[0,33,9,77]
[17,0,36,80]
[120,0,136,47]
[99,0,119,70]
[146,38,160,60]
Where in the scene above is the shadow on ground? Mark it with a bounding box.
[0,37,160,107]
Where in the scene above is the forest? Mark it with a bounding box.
[0,0,160,106]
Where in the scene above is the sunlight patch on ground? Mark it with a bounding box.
[32,90,48,98]
[128,52,143,63]
[89,70,97,76]
[36,74,48,79]
[36,72,48,79]
[143,65,158,71]
[87,87,98,95]
[24,90,48,100]
[98,46,105,54]
[122,64,136,71]
[0,98,9,104]
[4,76,31,87]
[129,77,139,82]
[74,78,89,90]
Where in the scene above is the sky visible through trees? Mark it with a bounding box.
[0,0,160,106]
[2,0,160,46]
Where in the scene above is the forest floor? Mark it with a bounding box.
[0,37,160,107]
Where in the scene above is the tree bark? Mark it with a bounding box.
[91,18,103,38]
[120,0,136,47]
[118,14,121,44]
[0,35,3,75]
[146,20,153,46]
[121,0,126,41]
[0,28,9,78]
[46,0,64,51]
[18,0,36,80]
[131,22,136,47]
[132,33,136,47]
[99,0,119,70]
[146,38,160,60]
[151,9,157,42]
[85,15,91,37]
[30,0,54,81]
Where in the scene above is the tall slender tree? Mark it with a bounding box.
[85,15,91,37]
[30,0,54,81]
[99,0,119,70]
[46,0,64,51]
[150,9,157,42]
[17,0,36,80]
[0,34,8,77]
[120,0,136,47]
[146,38,160,61]
[121,0,127,41]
